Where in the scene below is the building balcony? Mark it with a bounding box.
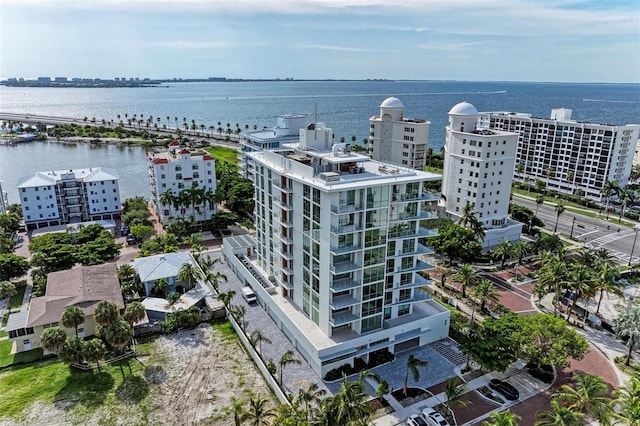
[390,210,438,222]
[330,311,360,327]
[330,277,361,293]
[273,232,293,245]
[273,246,294,261]
[331,203,364,214]
[330,243,362,255]
[392,192,441,202]
[388,243,434,258]
[273,275,294,290]
[330,223,362,235]
[330,295,360,310]
[271,180,293,193]
[272,198,293,211]
[385,290,432,307]
[330,261,361,274]
[388,226,436,240]
[386,260,434,274]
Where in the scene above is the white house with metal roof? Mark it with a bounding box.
[16,167,121,230]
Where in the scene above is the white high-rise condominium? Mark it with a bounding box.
[148,143,217,224]
[442,102,522,247]
[481,108,640,201]
[227,122,450,377]
[16,167,121,230]
[369,97,430,170]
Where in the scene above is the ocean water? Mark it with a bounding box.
[1,80,639,203]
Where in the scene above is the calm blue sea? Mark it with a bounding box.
[1,80,639,203]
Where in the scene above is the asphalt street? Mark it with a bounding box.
[514,195,639,265]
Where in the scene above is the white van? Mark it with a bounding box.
[241,286,257,304]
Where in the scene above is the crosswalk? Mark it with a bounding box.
[586,229,639,265]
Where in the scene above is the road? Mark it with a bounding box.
[0,112,242,150]
[514,195,639,265]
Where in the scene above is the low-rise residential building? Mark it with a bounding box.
[147,143,217,224]
[6,263,125,353]
[225,122,449,377]
[480,108,640,201]
[369,97,430,170]
[442,102,522,247]
[129,252,213,321]
[16,167,121,230]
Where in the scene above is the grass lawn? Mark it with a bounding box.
[204,146,239,164]
[0,354,148,421]
[0,339,44,369]
[9,285,27,309]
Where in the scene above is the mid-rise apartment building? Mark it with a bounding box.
[16,167,121,230]
[369,97,430,170]
[238,114,307,179]
[481,108,640,201]
[226,122,449,377]
[442,102,522,247]
[147,143,217,224]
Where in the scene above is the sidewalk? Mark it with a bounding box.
[373,361,550,426]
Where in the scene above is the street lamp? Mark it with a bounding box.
[629,225,639,267]
[570,217,576,239]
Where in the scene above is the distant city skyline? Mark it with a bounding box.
[1,0,639,83]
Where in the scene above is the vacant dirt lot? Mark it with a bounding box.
[146,323,275,425]
[1,323,275,426]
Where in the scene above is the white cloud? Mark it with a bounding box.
[304,44,372,52]
[417,41,488,51]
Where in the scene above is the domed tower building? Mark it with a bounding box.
[442,102,523,248]
[369,97,430,169]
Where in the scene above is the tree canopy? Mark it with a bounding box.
[428,223,482,264]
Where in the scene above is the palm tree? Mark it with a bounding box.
[538,254,567,315]
[602,179,618,220]
[82,338,106,372]
[612,371,640,425]
[403,354,428,397]
[619,187,637,221]
[123,301,146,346]
[242,396,276,426]
[452,263,477,298]
[459,202,476,226]
[60,336,85,365]
[294,382,326,422]
[178,262,204,291]
[218,290,236,311]
[532,284,548,303]
[279,350,301,386]
[232,304,247,330]
[205,270,227,293]
[152,277,170,297]
[482,410,521,426]
[535,399,585,425]
[443,377,470,409]
[614,304,640,366]
[159,189,177,211]
[494,240,514,269]
[40,326,67,355]
[473,279,499,317]
[61,305,85,337]
[94,300,119,326]
[249,329,272,354]
[102,317,132,377]
[562,263,594,323]
[554,201,566,233]
[535,194,545,215]
[117,264,137,282]
[329,371,374,425]
[553,373,612,423]
[593,263,623,316]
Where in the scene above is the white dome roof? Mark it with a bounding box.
[449,101,478,116]
[380,97,404,109]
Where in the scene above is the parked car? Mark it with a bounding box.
[407,414,429,426]
[421,407,450,426]
[489,378,519,400]
[126,234,137,246]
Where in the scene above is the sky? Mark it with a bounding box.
[1,0,639,83]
